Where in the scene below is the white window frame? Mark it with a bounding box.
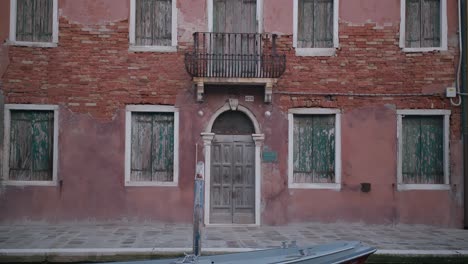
[399,0,448,52]
[8,0,59,48]
[3,104,59,186]
[288,108,341,190]
[396,109,450,191]
[293,0,339,56]
[207,0,264,33]
[125,105,179,187]
[129,0,178,52]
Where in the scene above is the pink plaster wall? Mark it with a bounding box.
[60,0,129,25]
[263,0,294,34]
[0,0,10,78]
[178,0,207,42]
[285,106,463,227]
[263,0,459,35]
[0,108,194,221]
[340,0,400,25]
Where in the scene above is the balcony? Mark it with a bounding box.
[185,32,286,103]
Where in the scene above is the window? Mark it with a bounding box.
[293,0,339,56]
[9,0,58,47]
[397,110,450,190]
[400,0,447,52]
[288,108,341,189]
[129,0,177,52]
[3,105,59,186]
[125,105,179,186]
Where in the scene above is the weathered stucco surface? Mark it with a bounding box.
[0,0,10,79]
[60,0,129,25]
[0,0,464,227]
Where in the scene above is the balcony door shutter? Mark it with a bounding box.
[213,0,256,33]
[212,0,258,76]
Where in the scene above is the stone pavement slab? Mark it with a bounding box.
[0,221,467,252]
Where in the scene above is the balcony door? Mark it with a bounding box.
[212,0,258,76]
[213,0,257,34]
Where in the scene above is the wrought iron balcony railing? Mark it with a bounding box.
[185,32,286,79]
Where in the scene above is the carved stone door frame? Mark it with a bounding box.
[202,100,264,226]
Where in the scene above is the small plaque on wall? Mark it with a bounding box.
[245,96,254,102]
[262,151,278,163]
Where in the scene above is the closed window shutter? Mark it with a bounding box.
[406,0,441,48]
[298,0,314,48]
[135,0,172,46]
[131,112,174,182]
[9,110,54,181]
[421,0,441,47]
[298,0,333,48]
[313,0,333,48]
[293,115,335,183]
[151,113,174,182]
[16,0,53,42]
[402,116,444,184]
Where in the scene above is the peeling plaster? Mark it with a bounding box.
[60,0,129,25]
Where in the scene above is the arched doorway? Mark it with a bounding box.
[210,111,255,224]
[201,101,264,226]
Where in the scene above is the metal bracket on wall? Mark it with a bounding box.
[196,82,204,102]
[265,82,273,103]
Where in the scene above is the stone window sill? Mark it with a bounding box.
[7,40,57,48]
[129,45,177,53]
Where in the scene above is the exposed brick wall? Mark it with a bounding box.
[3,18,192,121]
[2,20,459,119]
[1,18,461,156]
[274,22,461,139]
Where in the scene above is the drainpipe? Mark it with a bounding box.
[462,0,468,230]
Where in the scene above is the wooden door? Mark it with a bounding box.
[210,135,255,224]
[212,0,258,76]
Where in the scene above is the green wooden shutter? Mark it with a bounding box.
[402,116,444,184]
[151,113,174,182]
[406,0,441,48]
[131,112,174,182]
[135,0,172,46]
[293,115,335,183]
[298,0,333,48]
[9,110,53,181]
[16,0,53,42]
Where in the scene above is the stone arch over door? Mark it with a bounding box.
[202,100,264,226]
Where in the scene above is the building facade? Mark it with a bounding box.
[0,0,465,227]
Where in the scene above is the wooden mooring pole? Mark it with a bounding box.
[193,161,205,256]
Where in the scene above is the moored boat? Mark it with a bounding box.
[103,241,376,264]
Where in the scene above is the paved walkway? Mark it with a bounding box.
[1,221,467,253]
